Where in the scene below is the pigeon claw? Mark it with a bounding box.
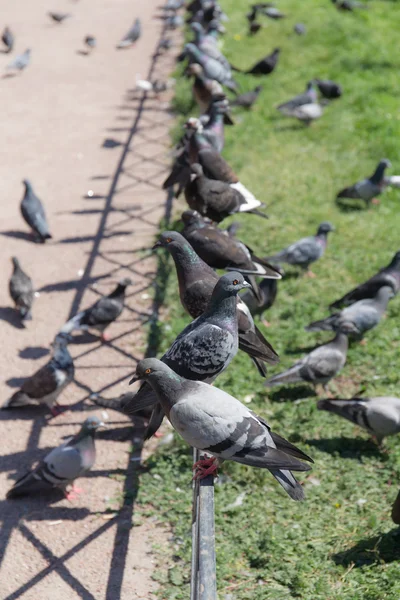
[100,332,110,343]
[50,405,66,418]
[192,456,219,480]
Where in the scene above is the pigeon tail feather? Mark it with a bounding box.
[230,182,261,210]
[269,469,305,501]
[3,391,33,409]
[265,364,303,387]
[305,315,337,331]
[60,311,86,334]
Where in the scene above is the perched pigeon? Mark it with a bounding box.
[60,278,132,342]
[7,416,103,499]
[158,38,172,51]
[336,159,391,206]
[1,26,14,53]
[314,78,342,99]
[166,14,184,29]
[84,35,97,51]
[318,396,400,444]
[294,23,306,35]
[306,286,393,337]
[230,85,263,109]
[241,277,279,326]
[153,231,279,375]
[48,12,71,23]
[198,95,229,152]
[7,48,30,72]
[9,257,34,321]
[184,43,239,93]
[190,22,231,72]
[131,359,313,499]
[245,48,280,75]
[125,272,251,437]
[265,333,348,391]
[277,81,317,114]
[116,18,141,48]
[330,251,400,309]
[181,210,280,302]
[163,0,185,10]
[267,222,335,274]
[20,179,52,242]
[187,63,224,113]
[3,333,74,416]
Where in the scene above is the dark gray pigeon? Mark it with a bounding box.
[230,85,263,109]
[48,12,71,23]
[332,0,368,11]
[20,179,52,242]
[318,396,400,444]
[314,78,342,99]
[84,35,97,51]
[267,222,335,274]
[131,359,313,500]
[241,276,279,326]
[9,256,34,321]
[153,231,279,375]
[7,416,103,499]
[2,26,14,53]
[117,18,141,48]
[294,23,306,35]
[181,210,280,302]
[7,48,30,72]
[330,251,400,309]
[263,7,285,18]
[3,333,74,416]
[306,286,393,337]
[60,278,132,341]
[190,22,231,73]
[184,43,239,93]
[245,48,280,75]
[336,159,391,205]
[277,81,317,114]
[266,333,348,391]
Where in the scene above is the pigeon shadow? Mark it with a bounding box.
[39,275,108,293]
[307,436,383,459]
[69,332,102,345]
[335,197,367,212]
[332,528,400,568]
[19,347,49,360]
[76,49,89,57]
[0,230,34,243]
[267,385,316,402]
[5,376,27,388]
[285,343,320,356]
[82,193,106,200]
[0,307,25,329]
[102,138,123,149]
[0,404,48,421]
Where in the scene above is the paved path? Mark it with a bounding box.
[0,0,180,597]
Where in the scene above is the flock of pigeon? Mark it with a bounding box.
[3,0,400,527]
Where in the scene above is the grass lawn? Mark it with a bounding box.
[134,1,400,597]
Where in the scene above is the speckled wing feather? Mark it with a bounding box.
[197,147,238,183]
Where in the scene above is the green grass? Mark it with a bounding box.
[135,1,400,597]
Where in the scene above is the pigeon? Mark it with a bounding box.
[60,278,132,342]
[317,396,400,444]
[392,490,400,524]
[330,251,400,309]
[3,333,74,416]
[84,36,97,51]
[125,272,252,437]
[198,95,229,152]
[166,14,184,29]
[6,48,30,72]
[306,286,393,338]
[181,210,280,302]
[20,179,52,242]
[1,26,14,53]
[184,163,268,222]
[131,358,313,500]
[265,333,348,391]
[281,102,323,125]
[116,18,141,48]
[267,222,335,275]
[184,43,239,93]
[245,48,280,75]
[249,22,262,34]
[294,23,306,35]
[336,159,391,206]
[332,0,368,11]
[153,231,279,375]
[277,81,317,114]
[190,22,231,73]
[7,416,104,499]
[314,78,342,99]
[230,85,263,109]
[163,0,185,10]
[48,12,71,23]
[241,277,279,326]
[263,7,285,19]
[9,257,34,321]
[187,63,224,114]
[158,38,172,52]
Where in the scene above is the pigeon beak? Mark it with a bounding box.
[99,422,108,429]
[129,375,139,385]
[152,240,162,250]
[241,281,252,289]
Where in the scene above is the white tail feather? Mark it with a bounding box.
[230,181,262,210]
[60,311,86,334]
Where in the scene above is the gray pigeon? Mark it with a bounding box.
[282,102,323,125]
[294,23,306,35]
[277,81,317,114]
[116,18,141,48]
[267,222,335,274]
[241,276,279,326]
[263,7,285,18]
[184,43,238,93]
[306,286,393,337]
[3,333,74,416]
[7,48,30,72]
[181,210,280,302]
[84,35,97,51]
[190,22,231,73]
[9,257,34,321]
[131,359,313,500]
[230,85,263,109]
[330,250,400,309]
[7,416,103,499]
[20,179,52,242]
[48,12,71,23]
[187,63,224,114]
[265,333,348,391]
[318,396,400,444]
[336,159,391,205]
[60,278,132,342]
[2,26,14,53]
[153,231,279,375]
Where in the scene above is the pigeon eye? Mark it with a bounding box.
[233,279,239,285]
[165,238,172,243]
[145,368,152,374]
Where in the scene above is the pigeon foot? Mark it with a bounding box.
[371,198,380,205]
[261,319,271,327]
[192,456,219,480]
[50,405,67,417]
[101,332,110,343]
[305,270,316,278]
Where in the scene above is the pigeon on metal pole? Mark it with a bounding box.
[116,18,141,49]
[2,333,74,416]
[336,159,391,206]
[60,278,132,342]
[9,257,34,322]
[131,359,313,500]
[20,179,52,242]
[184,43,239,93]
[7,416,104,500]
